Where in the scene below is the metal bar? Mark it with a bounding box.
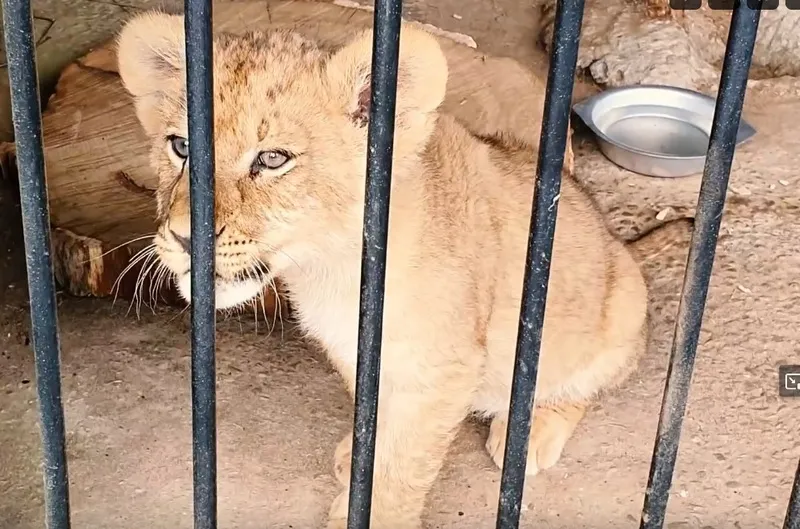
[638,3,762,529]
[184,0,218,527]
[2,0,71,528]
[494,0,584,527]
[784,459,800,529]
[346,0,403,526]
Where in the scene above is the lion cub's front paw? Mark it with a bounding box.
[329,435,352,529]
[327,490,348,529]
[486,405,585,476]
[334,432,353,486]
[327,488,423,529]
[326,519,347,529]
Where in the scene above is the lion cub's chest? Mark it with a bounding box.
[286,267,361,377]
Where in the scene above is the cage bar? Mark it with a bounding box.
[493,0,585,527]
[2,0,72,528]
[784,459,800,529]
[345,0,404,527]
[638,3,763,529]
[3,0,793,527]
[184,0,218,527]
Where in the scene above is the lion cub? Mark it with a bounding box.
[117,12,648,528]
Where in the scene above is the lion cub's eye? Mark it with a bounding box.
[251,150,293,175]
[169,135,189,159]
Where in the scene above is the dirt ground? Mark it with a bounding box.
[0,0,798,528]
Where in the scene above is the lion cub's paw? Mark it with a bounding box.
[334,433,353,486]
[327,491,422,529]
[326,519,347,529]
[486,404,585,476]
[327,491,348,529]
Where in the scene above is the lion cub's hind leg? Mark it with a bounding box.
[485,402,586,477]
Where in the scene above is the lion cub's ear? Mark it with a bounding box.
[116,11,187,136]
[325,24,448,128]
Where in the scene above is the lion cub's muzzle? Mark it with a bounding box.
[155,223,271,310]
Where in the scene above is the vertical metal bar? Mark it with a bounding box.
[494,0,584,527]
[184,0,217,527]
[638,3,762,529]
[2,1,71,528]
[784,459,800,529]
[346,0,403,526]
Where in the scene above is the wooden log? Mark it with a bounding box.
[1,0,585,316]
[645,0,674,19]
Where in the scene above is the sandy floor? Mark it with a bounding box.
[0,0,798,528]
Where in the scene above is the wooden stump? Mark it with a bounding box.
[1,0,580,316]
[645,0,674,19]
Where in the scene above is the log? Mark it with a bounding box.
[2,0,586,316]
[539,0,800,92]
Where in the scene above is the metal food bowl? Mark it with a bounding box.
[572,85,756,178]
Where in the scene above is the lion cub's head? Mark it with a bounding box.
[116,12,448,309]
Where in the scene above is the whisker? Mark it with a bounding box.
[251,297,258,335]
[257,256,282,336]
[159,266,174,301]
[249,254,285,341]
[166,302,190,325]
[268,276,284,342]
[112,245,156,294]
[246,262,264,335]
[243,262,256,284]
[139,254,162,314]
[263,287,276,339]
[150,264,166,304]
[154,260,172,300]
[128,250,159,319]
[112,245,157,308]
[250,237,303,275]
[77,233,157,265]
[149,262,171,311]
[248,256,273,337]
[257,291,268,334]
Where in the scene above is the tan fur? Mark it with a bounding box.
[117,12,648,528]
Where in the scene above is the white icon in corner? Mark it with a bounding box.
[785,373,800,391]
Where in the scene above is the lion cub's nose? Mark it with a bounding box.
[170,229,191,253]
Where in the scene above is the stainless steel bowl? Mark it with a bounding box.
[572,84,757,178]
